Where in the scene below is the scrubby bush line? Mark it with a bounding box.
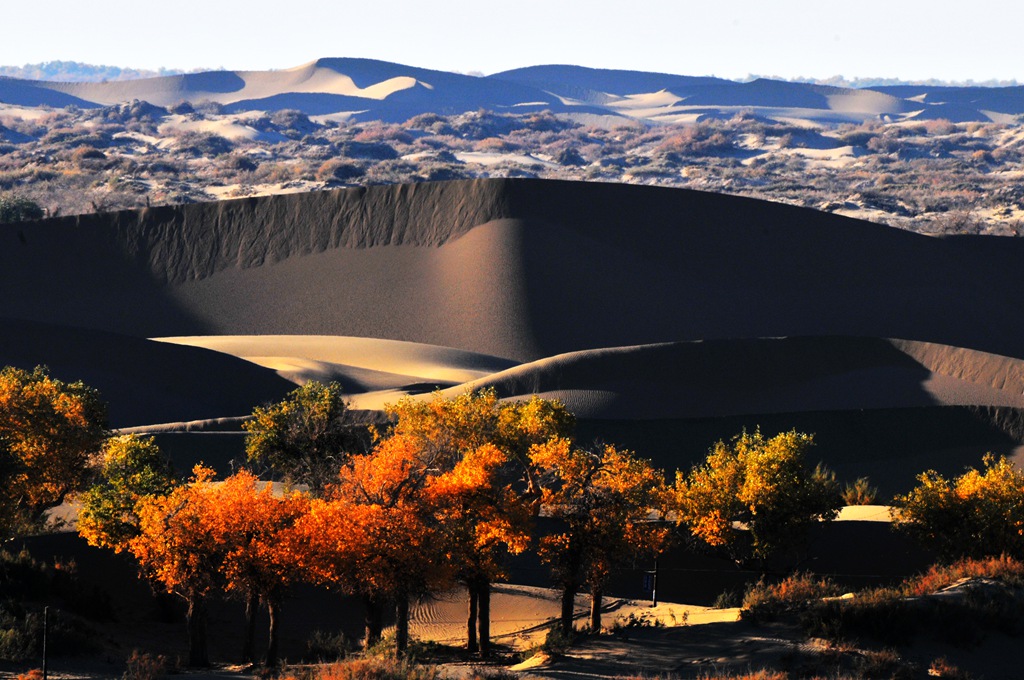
[3,103,1022,235]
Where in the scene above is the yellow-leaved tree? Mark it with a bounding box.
[244,381,365,495]
[672,428,842,569]
[0,365,107,539]
[78,434,177,553]
[532,438,669,634]
[297,433,451,655]
[891,453,1024,561]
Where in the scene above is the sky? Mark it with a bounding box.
[3,0,1022,82]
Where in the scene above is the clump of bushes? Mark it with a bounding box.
[740,573,841,622]
[279,656,443,680]
[842,477,878,505]
[0,193,44,223]
[739,557,1024,647]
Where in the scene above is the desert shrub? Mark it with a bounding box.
[340,141,399,160]
[795,557,1024,645]
[223,154,259,173]
[71,145,106,164]
[611,611,664,631]
[306,629,355,662]
[123,649,167,680]
[842,477,878,505]
[300,656,443,680]
[855,648,916,680]
[553,147,586,166]
[403,113,453,135]
[901,555,1024,597]
[0,605,100,661]
[174,131,234,157]
[420,164,467,182]
[929,657,974,679]
[695,671,787,680]
[316,160,365,183]
[741,573,841,621]
[656,124,733,158]
[0,193,44,222]
[923,119,957,136]
[891,454,1024,560]
[713,588,743,609]
[352,124,413,144]
[474,137,518,153]
[270,109,315,133]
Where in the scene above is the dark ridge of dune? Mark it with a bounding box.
[3,179,1024,362]
[436,337,1024,420]
[0,318,295,427]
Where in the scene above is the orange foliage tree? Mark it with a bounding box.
[298,433,452,655]
[203,471,309,666]
[382,391,570,654]
[532,439,669,634]
[0,365,107,538]
[129,465,222,667]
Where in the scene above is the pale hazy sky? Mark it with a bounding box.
[4,0,1021,82]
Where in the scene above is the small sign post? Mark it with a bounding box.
[643,559,659,607]
[42,605,49,680]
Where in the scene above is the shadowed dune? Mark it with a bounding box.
[0,319,294,428]
[3,178,1024,363]
[427,337,1024,420]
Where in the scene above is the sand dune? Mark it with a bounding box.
[423,337,1024,419]
[4,61,1023,124]
[0,318,293,428]
[4,179,1024,364]
[154,335,518,389]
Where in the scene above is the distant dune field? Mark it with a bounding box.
[5,58,1023,124]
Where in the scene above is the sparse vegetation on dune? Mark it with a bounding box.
[1,102,1023,234]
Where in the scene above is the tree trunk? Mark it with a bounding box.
[395,593,410,655]
[242,590,259,664]
[363,595,383,649]
[266,595,281,667]
[466,585,479,653]
[590,586,603,632]
[185,595,209,667]
[560,584,577,637]
[478,580,491,656]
